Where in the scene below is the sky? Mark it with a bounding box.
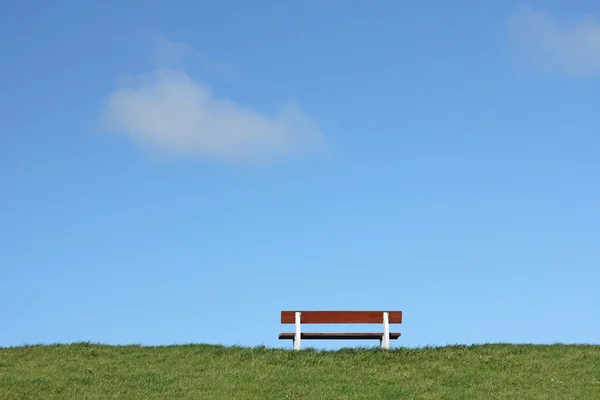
[1,0,599,350]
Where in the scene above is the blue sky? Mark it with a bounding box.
[1,0,599,349]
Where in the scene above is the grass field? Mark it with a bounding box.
[1,343,599,399]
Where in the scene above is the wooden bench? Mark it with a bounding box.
[279,311,402,350]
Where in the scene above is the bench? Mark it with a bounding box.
[279,311,402,350]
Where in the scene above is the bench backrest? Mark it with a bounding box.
[281,311,402,324]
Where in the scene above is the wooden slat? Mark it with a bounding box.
[279,332,402,340]
[281,311,402,324]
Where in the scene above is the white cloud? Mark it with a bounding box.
[507,6,600,75]
[152,35,236,80]
[153,35,199,67]
[102,40,322,162]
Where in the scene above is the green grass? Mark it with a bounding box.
[1,343,599,399]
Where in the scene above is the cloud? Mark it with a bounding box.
[153,35,200,67]
[102,40,323,162]
[151,35,236,81]
[507,6,600,75]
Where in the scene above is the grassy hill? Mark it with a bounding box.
[1,343,599,399]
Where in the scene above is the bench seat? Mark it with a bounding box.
[279,332,401,340]
[280,311,402,349]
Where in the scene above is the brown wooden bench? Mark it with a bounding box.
[279,311,402,350]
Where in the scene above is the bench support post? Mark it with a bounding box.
[381,312,390,350]
[293,312,301,350]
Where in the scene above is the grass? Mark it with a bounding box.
[1,343,599,399]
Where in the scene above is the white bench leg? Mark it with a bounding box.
[381,312,390,350]
[293,312,301,350]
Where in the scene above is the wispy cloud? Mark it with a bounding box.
[102,38,323,162]
[152,35,236,81]
[507,6,600,76]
